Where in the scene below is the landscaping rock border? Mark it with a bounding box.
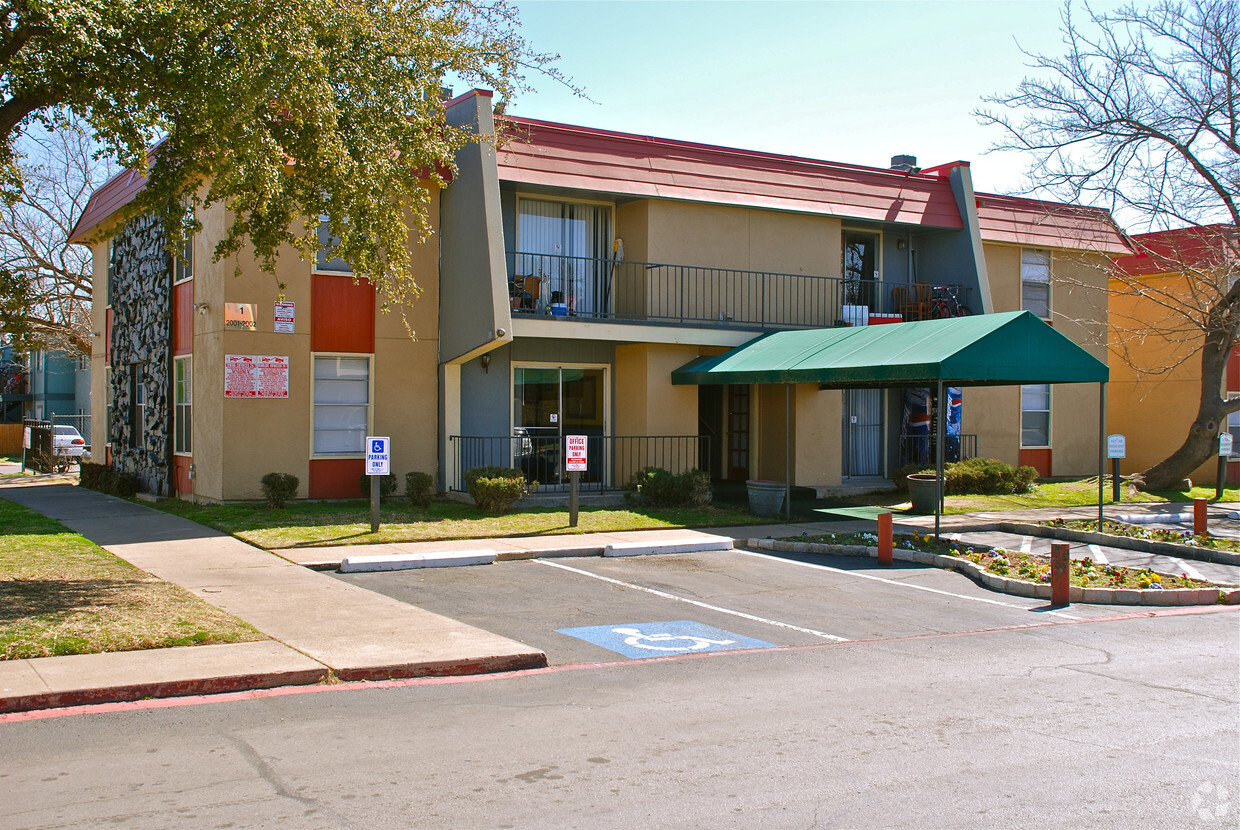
[747,538,1240,606]
[997,521,1240,566]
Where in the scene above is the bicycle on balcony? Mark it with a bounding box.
[927,285,971,319]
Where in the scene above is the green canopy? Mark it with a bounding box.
[671,311,1107,389]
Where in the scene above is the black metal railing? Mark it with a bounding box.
[507,251,971,331]
[898,433,978,468]
[448,434,711,493]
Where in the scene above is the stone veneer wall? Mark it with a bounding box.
[108,214,172,495]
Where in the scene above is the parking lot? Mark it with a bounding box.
[334,546,1150,667]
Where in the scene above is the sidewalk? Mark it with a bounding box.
[2,472,1235,714]
[0,480,547,713]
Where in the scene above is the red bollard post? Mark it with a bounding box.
[1050,542,1070,608]
[1194,497,1207,537]
[877,512,893,566]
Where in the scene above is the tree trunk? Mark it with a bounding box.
[1137,324,1236,490]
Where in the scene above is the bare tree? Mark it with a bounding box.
[978,0,1239,489]
[0,113,113,356]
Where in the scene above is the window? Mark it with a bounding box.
[315,216,352,274]
[105,367,113,445]
[1021,384,1050,448]
[516,198,611,315]
[174,356,192,454]
[313,355,370,455]
[173,234,194,283]
[129,364,146,449]
[1021,249,1051,319]
[1228,409,1240,458]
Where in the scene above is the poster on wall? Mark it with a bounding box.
[225,354,289,398]
[274,301,295,333]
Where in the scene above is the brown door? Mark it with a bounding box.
[727,385,750,480]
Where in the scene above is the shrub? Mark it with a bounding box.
[358,472,398,500]
[111,472,140,498]
[944,458,1037,495]
[624,466,713,508]
[78,462,110,490]
[260,472,299,509]
[464,466,533,513]
[406,471,435,507]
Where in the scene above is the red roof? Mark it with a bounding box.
[1113,224,1238,277]
[974,192,1127,252]
[67,167,149,244]
[497,117,965,229]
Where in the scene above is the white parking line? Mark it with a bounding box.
[1088,544,1108,565]
[1169,557,1205,580]
[535,559,850,642]
[735,549,1079,619]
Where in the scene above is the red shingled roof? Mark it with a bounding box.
[497,117,964,229]
[1113,224,1237,277]
[974,192,1127,252]
[67,167,149,244]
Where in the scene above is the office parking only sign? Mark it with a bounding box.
[366,436,390,476]
[565,435,588,472]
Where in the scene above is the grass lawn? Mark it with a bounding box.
[0,498,265,660]
[153,497,769,550]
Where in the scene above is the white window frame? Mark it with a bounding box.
[1021,248,1051,320]
[174,355,192,456]
[173,234,194,284]
[313,215,353,275]
[1020,383,1051,449]
[310,353,373,458]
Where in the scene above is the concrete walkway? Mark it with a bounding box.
[0,480,546,713]
[2,470,1237,713]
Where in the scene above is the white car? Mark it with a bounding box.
[51,425,88,462]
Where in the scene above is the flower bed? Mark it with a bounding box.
[782,531,1214,590]
[1043,518,1240,552]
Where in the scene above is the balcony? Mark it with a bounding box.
[508,251,971,331]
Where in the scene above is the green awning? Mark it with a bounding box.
[671,311,1108,389]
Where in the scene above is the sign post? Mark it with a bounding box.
[1106,434,1126,503]
[565,435,588,527]
[1217,432,1233,500]
[366,436,390,533]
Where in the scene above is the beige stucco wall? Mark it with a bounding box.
[88,238,110,455]
[613,343,701,482]
[794,385,840,487]
[978,242,1108,477]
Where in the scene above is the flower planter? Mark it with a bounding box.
[906,473,941,514]
[746,479,786,516]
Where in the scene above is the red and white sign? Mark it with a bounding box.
[565,435,588,472]
[225,354,289,398]
[274,301,295,333]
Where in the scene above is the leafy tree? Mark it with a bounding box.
[0,0,565,322]
[978,0,1239,490]
[0,114,113,355]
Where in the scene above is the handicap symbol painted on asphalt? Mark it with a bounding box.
[557,620,774,659]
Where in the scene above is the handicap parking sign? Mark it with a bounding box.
[557,620,774,659]
[365,436,390,476]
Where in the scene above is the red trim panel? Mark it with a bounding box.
[1227,346,1240,393]
[309,458,365,499]
[1019,448,1052,478]
[173,455,193,497]
[173,280,193,355]
[1228,460,1240,486]
[311,274,375,354]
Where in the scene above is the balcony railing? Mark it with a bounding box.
[508,251,971,331]
[898,433,978,468]
[448,434,710,493]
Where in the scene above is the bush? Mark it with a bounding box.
[464,466,533,513]
[112,472,140,498]
[78,461,110,490]
[406,471,435,507]
[260,472,299,509]
[895,458,1038,495]
[358,472,398,500]
[624,466,713,508]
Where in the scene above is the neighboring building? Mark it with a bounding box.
[1108,224,1239,485]
[0,345,90,425]
[69,90,1125,502]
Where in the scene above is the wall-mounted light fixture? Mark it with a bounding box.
[194,302,209,315]
[480,354,491,373]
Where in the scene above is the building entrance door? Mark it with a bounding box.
[843,388,884,477]
[513,366,606,486]
[726,384,750,480]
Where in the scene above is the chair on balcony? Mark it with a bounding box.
[510,275,541,312]
[892,285,927,321]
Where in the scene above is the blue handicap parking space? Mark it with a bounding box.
[557,620,775,659]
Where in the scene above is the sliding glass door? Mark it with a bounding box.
[513,365,606,486]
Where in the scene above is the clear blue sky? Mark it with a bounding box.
[499,0,1117,198]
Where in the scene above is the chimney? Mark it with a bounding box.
[890,154,919,173]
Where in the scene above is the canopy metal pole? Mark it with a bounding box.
[785,383,792,522]
[1098,382,1107,526]
[935,379,944,540]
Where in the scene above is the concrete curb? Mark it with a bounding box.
[995,521,1240,566]
[339,549,497,573]
[604,539,733,557]
[746,538,1240,606]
